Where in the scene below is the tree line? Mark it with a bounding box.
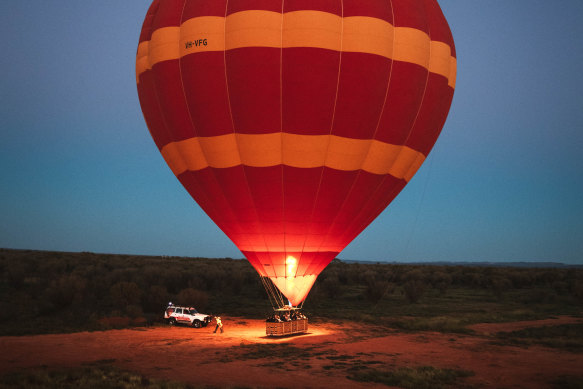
[0,248,581,335]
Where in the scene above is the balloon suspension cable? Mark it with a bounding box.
[261,276,286,310]
[297,299,305,310]
[260,276,306,311]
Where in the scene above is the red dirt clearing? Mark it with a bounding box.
[1,317,581,388]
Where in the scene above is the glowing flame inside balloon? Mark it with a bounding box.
[286,256,297,277]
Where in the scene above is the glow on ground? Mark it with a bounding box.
[219,321,336,344]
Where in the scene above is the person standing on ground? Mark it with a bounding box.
[213,316,223,333]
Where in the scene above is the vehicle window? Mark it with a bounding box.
[175,308,182,314]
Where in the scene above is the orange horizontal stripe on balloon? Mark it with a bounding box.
[160,133,426,182]
[135,10,456,88]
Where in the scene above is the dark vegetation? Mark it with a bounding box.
[0,361,203,389]
[494,323,583,352]
[208,342,477,387]
[0,248,581,336]
[550,375,583,389]
[348,366,475,389]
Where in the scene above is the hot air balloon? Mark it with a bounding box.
[136,0,456,308]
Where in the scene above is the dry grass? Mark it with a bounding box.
[347,365,475,389]
[494,323,583,352]
[0,364,194,389]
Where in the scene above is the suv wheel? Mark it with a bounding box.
[192,320,201,328]
[169,318,176,326]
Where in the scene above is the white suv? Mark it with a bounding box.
[164,305,212,328]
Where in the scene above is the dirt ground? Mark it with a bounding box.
[1,316,582,388]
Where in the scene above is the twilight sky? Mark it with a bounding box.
[1,1,582,264]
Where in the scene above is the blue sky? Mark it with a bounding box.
[1,1,582,264]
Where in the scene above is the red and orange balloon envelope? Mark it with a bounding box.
[136,0,456,306]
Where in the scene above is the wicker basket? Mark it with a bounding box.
[266,319,308,336]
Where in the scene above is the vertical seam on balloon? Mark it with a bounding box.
[223,1,235,146]
[337,0,434,251]
[144,0,172,151]
[280,0,288,280]
[177,1,200,140]
[147,1,193,210]
[337,6,427,250]
[330,0,399,248]
[175,0,233,244]
[312,0,396,261]
[223,0,275,277]
[400,2,431,162]
[146,2,219,231]
[296,0,344,278]
[283,2,298,279]
[327,5,344,140]
[370,1,397,145]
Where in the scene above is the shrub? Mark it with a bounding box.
[176,288,208,312]
[361,269,378,285]
[491,277,512,300]
[47,274,86,308]
[321,276,342,298]
[349,366,474,388]
[552,281,569,294]
[201,267,228,290]
[571,282,583,305]
[364,280,393,303]
[403,280,426,303]
[110,281,142,309]
[0,364,193,388]
[228,272,245,294]
[126,304,143,318]
[431,272,452,295]
[6,263,25,288]
[508,270,534,288]
[142,285,170,313]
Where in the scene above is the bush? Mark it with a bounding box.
[364,280,393,303]
[571,282,583,305]
[47,275,86,308]
[6,263,25,288]
[349,366,474,389]
[401,270,427,303]
[431,272,452,295]
[176,288,208,312]
[228,272,245,294]
[0,364,193,389]
[142,285,170,313]
[491,277,512,300]
[321,276,342,298]
[403,280,426,303]
[110,281,142,309]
